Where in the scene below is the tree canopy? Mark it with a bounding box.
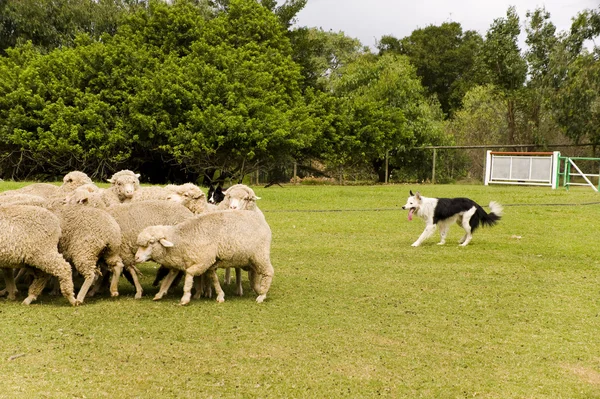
[0,0,598,183]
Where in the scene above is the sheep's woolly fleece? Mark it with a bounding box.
[136,209,274,305]
[0,205,78,306]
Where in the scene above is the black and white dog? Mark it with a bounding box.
[402,191,503,247]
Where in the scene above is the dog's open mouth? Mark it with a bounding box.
[408,208,415,221]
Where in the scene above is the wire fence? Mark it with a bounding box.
[253,143,598,186]
[262,201,600,213]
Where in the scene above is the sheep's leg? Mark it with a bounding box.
[30,253,78,306]
[22,270,51,305]
[180,264,212,305]
[2,268,18,300]
[224,267,232,284]
[76,275,97,303]
[192,274,212,299]
[71,253,102,304]
[207,269,225,303]
[192,276,203,299]
[235,268,243,296]
[125,265,143,299]
[153,269,179,301]
[109,263,124,297]
[103,251,124,298]
[14,267,27,283]
[251,258,274,304]
[168,271,183,293]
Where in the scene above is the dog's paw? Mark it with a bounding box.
[411,242,420,247]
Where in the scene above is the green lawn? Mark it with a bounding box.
[1,183,599,398]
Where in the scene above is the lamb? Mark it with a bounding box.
[0,205,78,306]
[49,204,124,303]
[105,200,194,298]
[135,210,274,304]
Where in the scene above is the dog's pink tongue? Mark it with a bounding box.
[408,208,414,221]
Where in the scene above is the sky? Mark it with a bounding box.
[293,0,599,49]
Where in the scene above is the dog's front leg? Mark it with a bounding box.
[412,224,436,247]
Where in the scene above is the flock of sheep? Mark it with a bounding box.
[0,170,274,306]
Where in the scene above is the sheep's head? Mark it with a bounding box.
[135,226,174,263]
[65,184,105,207]
[61,171,93,192]
[107,170,140,201]
[222,185,260,210]
[166,184,207,213]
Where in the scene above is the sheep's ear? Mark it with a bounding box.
[107,178,114,183]
[253,195,261,201]
[135,173,141,179]
[159,238,174,247]
[410,190,414,196]
[193,192,205,199]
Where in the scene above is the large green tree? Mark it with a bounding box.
[482,7,527,145]
[0,0,315,182]
[329,53,449,182]
[378,22,489,117]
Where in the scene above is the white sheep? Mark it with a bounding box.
[0,193,46,207]
[58,171,94,193]
[166,183,214,214]
[131,186,174,202]
[102,170,141,206]
[65,184,106,208]
[0,205,78,306]
[49,204,124,303]
[217,184,261,211]
[0,183,59,198]
[216,184,263,294]
[105,200,194,298]
[135,210,274,304]
[0,170,92,200]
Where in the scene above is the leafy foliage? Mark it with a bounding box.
[380,23,489,117]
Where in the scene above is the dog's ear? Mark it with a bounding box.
[415,192,421,200]
[409,190,414,196]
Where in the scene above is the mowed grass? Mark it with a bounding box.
[0,183,600,398]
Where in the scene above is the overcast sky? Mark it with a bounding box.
[294,0,599,49]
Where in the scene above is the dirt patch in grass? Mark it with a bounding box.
[563,364,600,385]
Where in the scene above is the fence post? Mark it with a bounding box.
[385,150,389,183]
[293,161,297,182]
[432,148,436,184]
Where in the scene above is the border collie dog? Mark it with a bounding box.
[402,191,503,247]
[207,184,226,204]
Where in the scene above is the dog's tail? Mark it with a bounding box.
[479,201,503,227]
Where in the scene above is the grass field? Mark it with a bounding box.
[0,183,599,398]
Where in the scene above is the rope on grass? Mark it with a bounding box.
[263,201,600,213]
